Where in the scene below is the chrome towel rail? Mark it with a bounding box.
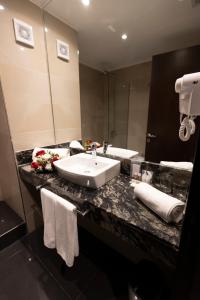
[36,184,90,217]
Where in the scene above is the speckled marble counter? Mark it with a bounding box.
[19,163,182,267]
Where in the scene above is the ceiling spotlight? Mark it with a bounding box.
[121,33,128,40]
[44,27,48,33]
[0,4,5,10]
[81,0,90,6]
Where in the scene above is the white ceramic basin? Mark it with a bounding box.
[97,147,138,159]
[53,153,120,189]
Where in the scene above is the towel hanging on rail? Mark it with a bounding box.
[41,188,79,267]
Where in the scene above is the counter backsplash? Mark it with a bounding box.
[16,143,192,201]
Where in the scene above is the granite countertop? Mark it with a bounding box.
[19,164,182,250]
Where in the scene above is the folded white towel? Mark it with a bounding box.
[32,147,70,160]
[55,195,79,267]
[134,182,185,223]
[69,140,84,150]
[40,188,79,267]
[41,188,56,249]
[160,161,193,172]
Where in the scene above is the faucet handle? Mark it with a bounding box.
[91,142,97,150]
[103,141,108,154]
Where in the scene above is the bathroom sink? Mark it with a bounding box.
[97,147,138,159]
[53,153,120,189]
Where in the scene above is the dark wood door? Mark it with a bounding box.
[145,45,200,163]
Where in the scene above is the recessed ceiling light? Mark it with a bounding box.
[44,27,48,33]
[121,33,128,40]
[0,4,5,10]
[81,0,90,6]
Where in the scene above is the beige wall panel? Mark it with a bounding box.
[44,12,81,144]
[0,81,25,219]
[79,64,107,143]
[0,0,55,150]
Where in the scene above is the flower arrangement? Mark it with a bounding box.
[31,149,60,172]
[84,139,101,151]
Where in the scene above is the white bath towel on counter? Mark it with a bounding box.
[160,161,193,172]
[55,195,79,267]
[134,182,185,224]
[41,188,56,249]
[69,140,84,150]
[40,188,79,267]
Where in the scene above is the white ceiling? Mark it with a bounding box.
[32,0,200,71]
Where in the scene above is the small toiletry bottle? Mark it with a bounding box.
[131,163,141,178]
[133,172,142,181]
[142,170,153,183]
[146,171,153,183]
[103,141,108,154]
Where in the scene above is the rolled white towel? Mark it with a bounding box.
[32,147,70,161]
[134,182,185,223]
[69,140,84,150]
[160,161,193,172]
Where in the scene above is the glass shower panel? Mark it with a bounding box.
[108,75,130,148]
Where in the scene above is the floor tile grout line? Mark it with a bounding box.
[30,252,74,300]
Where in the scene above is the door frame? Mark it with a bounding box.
[171,129,200,299]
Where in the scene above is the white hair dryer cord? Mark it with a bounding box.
[179,115,196,142]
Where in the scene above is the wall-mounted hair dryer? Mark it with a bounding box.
[175,72,200,142]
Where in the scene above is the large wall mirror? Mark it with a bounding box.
[43,10,82,145]
[42,0,200,165]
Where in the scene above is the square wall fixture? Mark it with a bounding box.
[56,39,70,61]
[13,18,34,47]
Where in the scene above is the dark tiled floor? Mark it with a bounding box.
[0,240,68,300]
[22,228,132,300]
[0,228,171,300]
[0,201,26,250]
[0,201,23,236]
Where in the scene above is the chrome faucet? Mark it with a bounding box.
[91,142,97,158]
[103,141,108,154]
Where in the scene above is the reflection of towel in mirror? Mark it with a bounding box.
[41,188,79,267]
[32,147,70,161]
[134,182,185,223]
[69,140,84,150]
[160,161,193,172]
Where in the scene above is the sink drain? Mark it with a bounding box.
[84,170,91,174]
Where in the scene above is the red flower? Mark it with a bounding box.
[52,156,59,161]
[51,156,59,165]
[36,150,46,157]
[31,162,39,169]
